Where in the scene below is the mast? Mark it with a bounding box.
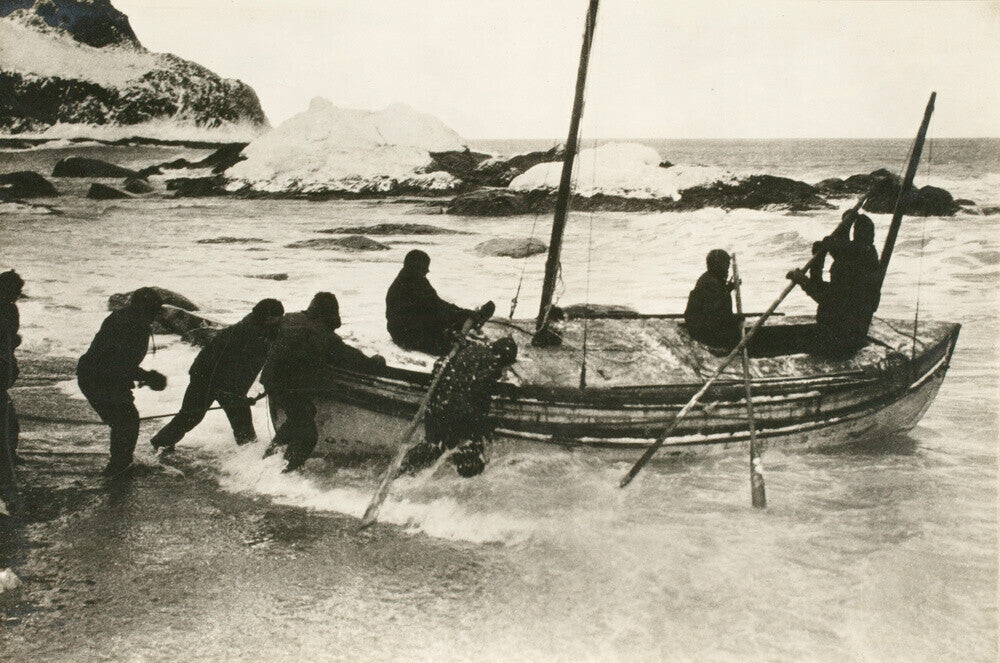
[875,91,936,295]
[535,0,600,334]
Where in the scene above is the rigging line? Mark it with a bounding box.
[579,137,599,390]
[911,137,932,360]
[510,138,563,319]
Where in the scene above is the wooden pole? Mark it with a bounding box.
[619,102,937,489]
[619,210,862,488]
[876,92,936,295]
[359,314,487,529]
[536,0,600,334]
[732,255,766,508]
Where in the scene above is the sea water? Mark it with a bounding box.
[1,138,997,661]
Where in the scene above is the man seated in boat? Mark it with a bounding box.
[262,292,385,473]
[786,209,881,357]
[401,337,517,478]
[683,249,741,352]
[386,250,494,355]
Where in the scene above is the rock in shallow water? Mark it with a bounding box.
[86,183,129,200]
[475,237,547,258]
[123,177,153,194]
[52,157,138,179]
[285,235,390,251]
[196,236,268,245]
[0,171,58,198]
[108,287,199,312]
[317,223,466,235]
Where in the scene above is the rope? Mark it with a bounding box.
[509,139,562,320]
[579,138,599,390]
[911,138,932,360]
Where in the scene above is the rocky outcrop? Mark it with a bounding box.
[122,177,152,194]
[86,182,128,199]
[674,175,834,212]
[155,143,248,174]
[165,175,227,197]
[427,146,563,187]
[316,223,466,235]
[448,188,552,216]
[0,170,58,198]
[0,2,267,135]
[107,287,215,337]
[195,236,268,245]
[108,287,198,312]
[474,237,547,258]
[285,235,390,251]
[0,0,139,48]
[449,175,832,216]
[815,168,960,216]
[52,156,137,178]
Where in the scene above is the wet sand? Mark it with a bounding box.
[0,357,507,662]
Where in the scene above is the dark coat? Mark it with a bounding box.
[260,311,376,393]
[385,267,470,353]
[803,238,880,350]
[684,271,739,348]
[76,307,153,389]
[0,301,19,390]
[189,313,274,396]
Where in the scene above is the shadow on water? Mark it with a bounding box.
[804,432,920,458]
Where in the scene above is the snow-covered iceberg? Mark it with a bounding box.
[226,99,466,195]
[509,142,736,200]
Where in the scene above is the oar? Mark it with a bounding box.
[732,255,766,508]
[359,315,487,529]
[619,198,867,489]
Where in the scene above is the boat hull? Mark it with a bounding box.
[281,317,960,460]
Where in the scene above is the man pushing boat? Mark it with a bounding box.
[261,292,385,473]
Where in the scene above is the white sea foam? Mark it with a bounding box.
[510,142,736,199]
[0,568,21,593]
[226,98,465,194]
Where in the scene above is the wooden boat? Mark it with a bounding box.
[286,0,959,465]
[304,314,958,459]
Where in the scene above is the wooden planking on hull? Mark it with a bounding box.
[293,318,959,456]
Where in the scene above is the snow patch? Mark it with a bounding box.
[0,19,158,87]
[226,99,465,194]
[10,119,266,143]
[510,142,737,200]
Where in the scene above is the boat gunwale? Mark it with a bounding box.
[334,321,960,407]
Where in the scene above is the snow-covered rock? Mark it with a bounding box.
[225,98,465,195]
[509,142,736,200]
[0,0,267,139]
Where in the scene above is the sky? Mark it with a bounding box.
[114,0,1000,139]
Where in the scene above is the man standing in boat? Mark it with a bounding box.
[150,298,285,453]
[261,292,385,473]
[386,249,494,355]
[787,208,881,357]
[402,336,517,478]
[684,249,741,352]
